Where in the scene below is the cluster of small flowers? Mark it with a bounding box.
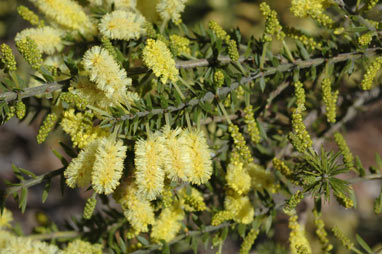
[334,132,355,172]
[15,37,43,70]
[17,5,45,27]
[228,124,253,164]
[313,210,333,254]
[36,113,58,144]
[290,0,334,28]
[15,101,26,120]
[59,92,87,111]
[285,27,322,51]
[208,21,239,62]
[170,34,191,56]
[156,0,188,24]
[290,81,312,152]
[367,0,380,9]
[284,190,304,212]
[259,2,285,42]
[134,127,213,200]
[334,190,354,209]
[143,39,179,83]
[240,228,259,254]
[273,158,292,177]
[287,210,312,254]
[332,225,354,250]
[358,32,374,46]
[83,195,97,219]
[321,78,338,123]
[361,56,382,90]
[243,105,261,144]
[213,70,225,87]
[0,43,16,72]
[179,187,207,212]
[15,26,64,55]
[60,109,109,149]
[65,137,127,194]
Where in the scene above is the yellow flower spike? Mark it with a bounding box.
[290,108,312,152]
[151,201,184,242]
[16,37,43,70]
[332,225,354,250]
[17,5,44,27]
[64,140,99,188]
[0,43,17,72]
[214,70,225,87]
[134,133,165,200]
[361,56,382,90]
[182,128,213,185]
[170,34,191,56]
[247,163,277,193]
[240,228,260,254]
[83,195,97,220]
[243,105,261,144]
[179,187,207,212]
[290,0,334,28]
[1,237,60,254]
[31,0,96,38]
[227,39,239,62]
[211,210,234,226]
[83,46,132,103]
[114,180,155,233]
[313,210,333,253]
[228,124,253,164]
[334,132,355,172]
[99,10,146,41]
[273,158,292,177]
[15,27,64,55]
[91,137,127,194]
[143,39,179,84]
[36,113,58,144]
[288,211,312,254]
[321,78,338,123]
[294,81,306,110]
[0,209,13,229]
[358,32,373,46]
[224,194,254,225]
[63,239,103,254]
[286,27,322,51]
[0,230,15,249]
[259,2,285,42]
[208,21,229,41]
[156,0,188,24]
[15,101,26,120]
[226,161,251,195]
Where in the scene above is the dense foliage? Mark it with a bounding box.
[0,0,382,253]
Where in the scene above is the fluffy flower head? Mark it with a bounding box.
[63,239,102,254]
[99,10,146,41]
[226,161,251,195]
[15,27,64,55]
[0,209,13,229]
[143,39,179,83]
[151,202,184,242]
[224,194,254,224]
[156,0,188,24]
[91,137,127,194]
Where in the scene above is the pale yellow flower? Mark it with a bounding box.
[99,10,146,41]
[156,0,188,24]
[226,161,251,195]
[0,209,13,229]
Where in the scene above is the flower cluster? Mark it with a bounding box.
[285,27,322,50]
[170,34,191,56]
[244,105,261,144]
[15,37,43,70]
[284,190,304,212]
[334,132,355,172]
[214,69,225,87]
[313,210,333,254]
[65,137,127,194]
[99,10,146,41]
[17,5,44,27]
[287,211,312,254]
[143,39,179,83]
[156,0,188,24]
[228,124,253,164]
[208,21,239,61]
[15,101,26,120]
[178,187,207,212]
[361,56,382,90]
[36,113,58,144]
[332,225,354,250]
[240,228,259,254]
[273,158,292,177]
[83,46,132,104]
[321,78,338,123]
[83,195,97,219]
[0,209,12,229]
[0,43,16,72]
[135,127,212,200]
[290,0,334,28]
[259,2,285,42]
[358,32,373,46]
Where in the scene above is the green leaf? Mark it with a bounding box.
[42,180,51,204]
[136,235,149,246]
[356,234,373,253]
[259,76,266,92]
[19,187,28,213]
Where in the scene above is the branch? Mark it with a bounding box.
[0,82,62,103]
[28,231,80,240]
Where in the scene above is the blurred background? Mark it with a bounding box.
[0,0,381,253]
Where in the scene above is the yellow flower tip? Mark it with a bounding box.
[99,10,146,41]
[0,43,17,72]
[32,0,96,38]
[0,209,13,229]
[226,161,251,195]
[63,239,103,254]
[115,180,155,233]
[91,137,127,194]
[290,0,333,28]
[151,202,184,242]
[179,187,207,212]
[182,128,213,185]
[15,27,64,55]
[83,46,132,103]
[170,34,191,56]
[156,0,188,24]
[64,139,99,188]
[143,39,179,84]
[288,213,312,254]
[224,194,254,225]
[160,126,191,181]
[134,134,165,200]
